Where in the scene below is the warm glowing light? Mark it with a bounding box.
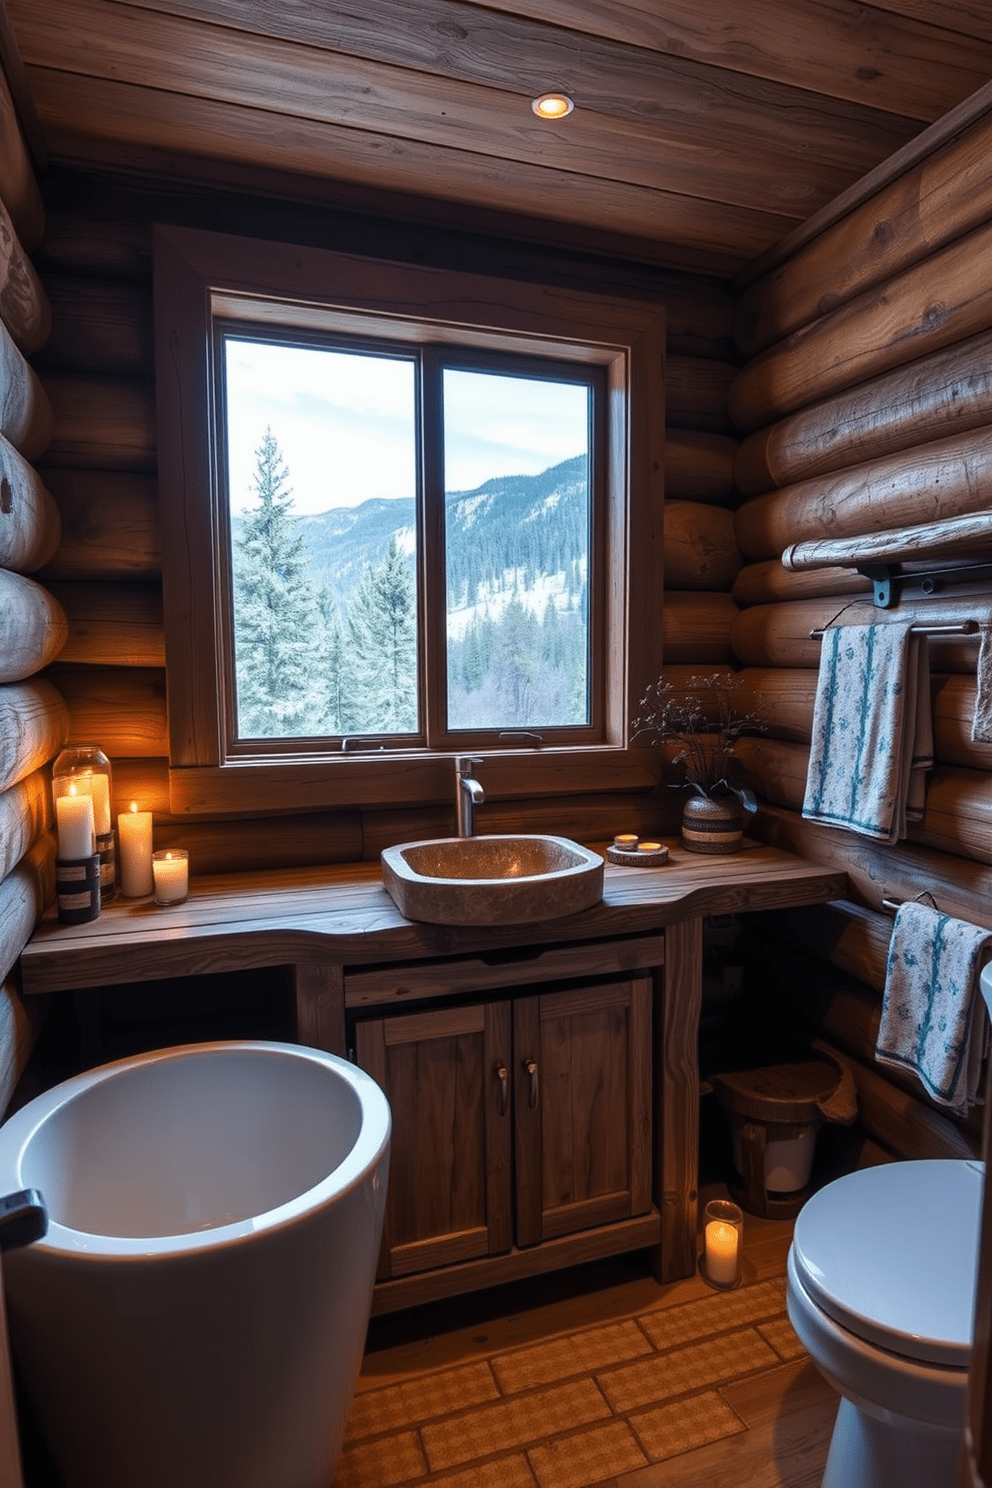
[531,93,574,120]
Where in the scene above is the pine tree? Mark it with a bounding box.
[344,536,418,733]
[490,598,540,724]
[317,587,347,734]
[231,427,326,737]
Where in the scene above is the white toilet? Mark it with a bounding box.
[786,1157,983,1488]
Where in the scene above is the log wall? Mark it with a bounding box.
[727,96,992,1159]
[0,70,54,1112]
[25,164,748,882]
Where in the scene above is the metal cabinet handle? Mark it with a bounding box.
[523,1058,539,1109]
[494,1062,508,1115]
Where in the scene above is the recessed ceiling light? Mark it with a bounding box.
[531,93,574,120]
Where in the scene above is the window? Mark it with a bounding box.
[153,226,664,815]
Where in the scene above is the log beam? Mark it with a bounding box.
[664,430,738,506]
[45,664,167,758]
[735,330,992,496]
[0,771,50,883]
[38,469,160,581]
[735,425,992,562]
[0,678,68,791]
[663,591,738,664]
[730,217,992,431]
[46,580,164,667]
[663,502,742,591]
[0,571,67,682]
[732,560,869,608]
[0,834,54,986]
[40,374,157,471]
[0,433,60,574]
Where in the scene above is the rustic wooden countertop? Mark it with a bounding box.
[19,839,847,995]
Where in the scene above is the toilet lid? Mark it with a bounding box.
[791,1159,983,1368]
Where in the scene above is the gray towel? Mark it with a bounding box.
[803,623,933,843]
[876,900,992,1115]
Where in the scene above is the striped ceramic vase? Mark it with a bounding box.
[681,794,744,854]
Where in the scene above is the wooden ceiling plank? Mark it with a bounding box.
[26,68,799,261]
[35,0,924,171]
[8,2,865,219]
[865,1,992,43]
[457,0,992,121]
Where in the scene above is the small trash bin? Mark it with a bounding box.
[711,1053,857,1218]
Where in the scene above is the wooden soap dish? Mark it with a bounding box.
[606,843,670,867]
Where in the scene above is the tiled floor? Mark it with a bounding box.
[340,1259,817,1488]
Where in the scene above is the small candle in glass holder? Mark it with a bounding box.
[703,1199,743,1288]
[637,840,663,853]
[152,849,189,906]
[613,834,639,851]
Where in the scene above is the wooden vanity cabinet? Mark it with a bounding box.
[353,967,654,1292]
[514,977,652,1247]
[355,1000,513,1280]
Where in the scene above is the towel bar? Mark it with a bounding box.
[810,621,980,639]
[882,892,939,915]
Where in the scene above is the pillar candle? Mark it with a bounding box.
[55,787,95,861]
[704,1219,739,1285]
[118,802,153,897]
[153,849,188,905]
[89,772,112,836]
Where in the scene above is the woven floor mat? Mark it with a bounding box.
[337,1277,803,1488]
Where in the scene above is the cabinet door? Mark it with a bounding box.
[355,1001,512,1280]
[514,977,652,1247]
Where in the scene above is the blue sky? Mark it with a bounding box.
[224,339,588,516]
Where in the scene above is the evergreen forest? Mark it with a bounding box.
[230,428,590,739]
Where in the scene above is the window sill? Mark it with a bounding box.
[167,747,658,816]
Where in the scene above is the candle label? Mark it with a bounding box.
[55,855,101,925]
[59,891,97,910]
[96,832,117,904]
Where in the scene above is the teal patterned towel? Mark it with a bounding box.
[877,901,992,1115]
[802,623,933,843]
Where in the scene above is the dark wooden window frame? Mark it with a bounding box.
[153,223,665,817]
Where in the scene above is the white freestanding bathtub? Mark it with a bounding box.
[0,1039,390,1488]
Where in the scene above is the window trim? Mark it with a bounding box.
[153,223,665,816]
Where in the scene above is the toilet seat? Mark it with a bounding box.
[791,1159,983,1368]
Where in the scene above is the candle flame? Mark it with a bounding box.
[68,783,77,797]
[165,851,173,861]
[129,801,138,813]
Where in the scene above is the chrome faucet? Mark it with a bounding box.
[455,756,484,837]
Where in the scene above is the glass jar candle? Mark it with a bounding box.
[52,745,115,903]
[153,849,189,906]
[702,1198,744,1289]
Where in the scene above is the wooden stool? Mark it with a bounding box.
[711,1054,857,1219]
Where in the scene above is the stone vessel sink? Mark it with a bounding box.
[380,834,604,926]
